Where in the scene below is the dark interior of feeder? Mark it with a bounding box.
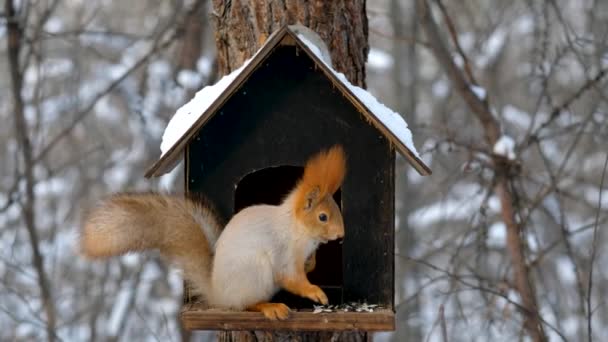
[234,165,343,309]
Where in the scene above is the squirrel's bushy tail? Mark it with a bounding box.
[80,193,223,297]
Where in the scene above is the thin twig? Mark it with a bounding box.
[401,255,567,341]
[417,1,547,340]
[587,153,608,342]
[527,68,608,145]
[434,0,478,86]
[439,304,449,342]
[5,1,57,340]
[33,29,178,164]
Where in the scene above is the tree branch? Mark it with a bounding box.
[417,1,548,340]
[5,1,56,341]
[587,153,608,342]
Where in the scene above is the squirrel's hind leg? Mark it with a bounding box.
[247,302,290,320]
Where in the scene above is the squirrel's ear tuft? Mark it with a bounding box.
[304,145,346,196]
[303,186,320,210]
[294,145,346,212]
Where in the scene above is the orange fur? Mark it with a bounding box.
[247,302,290,320]
[293,145,346,218]
[80,193,222,297]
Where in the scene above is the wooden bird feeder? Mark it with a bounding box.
[145,25,431,332]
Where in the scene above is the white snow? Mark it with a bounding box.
[333,71,420,157]
[409,184,500,228]
[493,135,516,160]
[160,28,422,159]
[470,84,487,100]
[555,256,577,284]
[487,222,506,247]
[432,79,450,98]
[476,29,507,68]
[290,25,332,65]
[583,186,608,208]
[514,14,534,34]
[120,254,142,268]
[160,56,255,155]
[108,288,133,336]
[297,34,420,157]
[502,104,532,128]
[44,17,63,33]
[177,69,202,89]
[367,48,394,70]
[458,32,475,51]
[197,56,213,75]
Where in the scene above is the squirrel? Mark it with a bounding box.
[80,145,346,320]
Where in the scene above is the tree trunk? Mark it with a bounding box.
[211,0,368,87]
[210,0,369,340]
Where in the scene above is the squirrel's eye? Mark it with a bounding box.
[318,213,328,222]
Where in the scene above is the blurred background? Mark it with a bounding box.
[1,0,607,341]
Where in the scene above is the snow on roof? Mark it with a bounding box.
[152,25,430,177]
[160,57,256,155]
[295,33,420,158]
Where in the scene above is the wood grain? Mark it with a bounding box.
[181,304,395,332]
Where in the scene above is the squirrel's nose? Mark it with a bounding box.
[335,229,344,240]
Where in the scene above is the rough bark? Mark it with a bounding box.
[210,0,369,340]
[211,0,369,87]
[416,1,547,341]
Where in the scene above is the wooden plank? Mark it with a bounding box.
[181,304,395,332]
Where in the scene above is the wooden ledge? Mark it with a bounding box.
[181,303,395,332]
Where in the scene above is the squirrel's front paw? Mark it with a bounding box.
[304,285,328,305]
[255,303,291,320]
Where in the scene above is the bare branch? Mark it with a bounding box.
[439,304,448,342]
[587,153,608,342]
[401,255,567,341]
[434,0,478,86]
[528,68,608,145]
[417,1,548,340]
[5,1,56,340]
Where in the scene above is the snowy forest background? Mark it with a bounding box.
[1,0,608,341]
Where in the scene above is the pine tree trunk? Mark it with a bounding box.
[211,0,369,87]
[210,0,370,341]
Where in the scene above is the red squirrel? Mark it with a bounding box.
[80,145,346,320]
